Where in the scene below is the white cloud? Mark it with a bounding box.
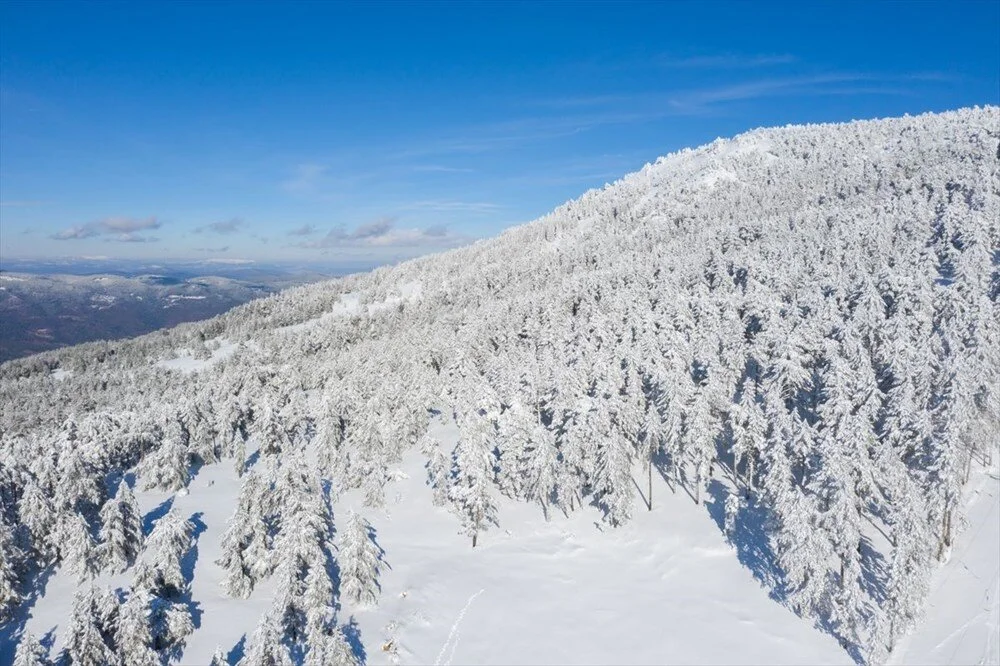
[282,163,330,194]
[196,218,245,235]
[50,216,162,241]
[296,217,470,250]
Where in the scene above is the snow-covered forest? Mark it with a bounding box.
[1,107,998,665]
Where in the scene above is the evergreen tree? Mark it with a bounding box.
[240,609,293,666]
[17,479,57,561]
[63,587,115,666]
[210,646,231,666]
[56,512,99,581]
[12,630,49,666]
[339,512,382,607]
[98,480,144,574]
[139,436,191,492]
[136,508,194,596]
[0,513,21,619]
[117,588,160,666]
[305,626,359,666]
[449,416,499,547]
[217,471,273,598]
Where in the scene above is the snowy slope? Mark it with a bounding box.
[16,414,851,666]
[1,107,998,666]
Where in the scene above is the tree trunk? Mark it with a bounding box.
[472,532,478,548]
[647,457,653,511]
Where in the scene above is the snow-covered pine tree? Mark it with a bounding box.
[98,480,143,574]
[217,470,275,598]
[12,630,49,666]
[422,434,451,506]
[240,608,293,666]
[594,408,635,526]
[62,587,116,666]
[17,478,57,561]
[135,508,194,597]
[54,444,102,514]
[117,587,160,666]
[339,512,382,607]
[210,646,230,666]
[0,513,21,620]
[525,422,560,519]
[139,436,191,492]
[149,594,195,659]
[304,625,359,666]
[55,511,99,581]
[449,414,499,547]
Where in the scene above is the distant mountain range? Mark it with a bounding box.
[0,268,331,362]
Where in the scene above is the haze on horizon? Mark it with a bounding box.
[1,1,998,269]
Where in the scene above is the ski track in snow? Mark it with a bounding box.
[434,588,485,666]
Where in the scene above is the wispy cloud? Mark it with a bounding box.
[0,200,52,208]
[282,163,330,194]
[51,226,99,240]
[287,224,318,236]
[296,217,470,250]
[404,200,501,214]
[50,216,161,242]
[196,218,245,235]
[352,217,396,240]
[411,164,476,173]
[195,245,230,252]
[395,111,665,158]
[665,73,924,112]
[657,53,798,69]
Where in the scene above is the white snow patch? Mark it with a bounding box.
[0,275,25,282]
[154,339,238,374]
[699,169,740,188]
[51,368,72,381]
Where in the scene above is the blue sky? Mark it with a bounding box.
[1,1,998,266]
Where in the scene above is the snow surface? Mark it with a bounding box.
[154,340,238,374]
[280,293,363,334]
[281,283,423,335]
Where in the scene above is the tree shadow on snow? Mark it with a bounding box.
[705,480,784,600]
[181,511,207,591]
[226,634,247,665]
[342,616,366,665]
[0,563,58,664]
[858,535,888,606]
[142,496,174,536]
[705,481,870,665]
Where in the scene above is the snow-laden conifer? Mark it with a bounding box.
[98,480,143,574]
[135,508,194,596]
[338,512,382,607]
[139,436,191,492]
[240,609,293,666]
[12,630,49,666]
[62,587,115,666]
[449,416,499,547]
[117,588,160,666]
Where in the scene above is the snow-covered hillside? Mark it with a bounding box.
[1,107,998,666]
